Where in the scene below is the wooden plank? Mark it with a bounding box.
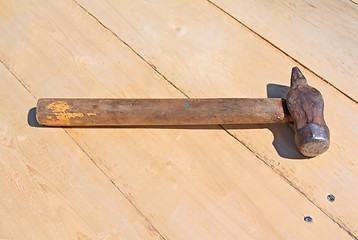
[0,65,163,239]
[208,0,358,101]
[72,0,358,236]
[0,0,353,239]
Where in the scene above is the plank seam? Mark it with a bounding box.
[54,1,357,238]
[0,59,167,240]
[206,0,357,104]
[0,59,36,100]
[63,130,168,240]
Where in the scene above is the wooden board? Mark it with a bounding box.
[72,0,358,236]
[0,0,357,239]
[208,0,358,101]
[0,64,162,239]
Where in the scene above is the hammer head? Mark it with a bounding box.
[286,67,330,157]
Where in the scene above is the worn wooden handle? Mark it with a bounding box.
[36,98,292,126]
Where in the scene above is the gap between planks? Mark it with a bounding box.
[63,130,168,240]
[73,0,189,100]
[0,59,168,240]
[70,1,358,239]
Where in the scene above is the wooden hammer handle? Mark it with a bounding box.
[36,98,292,126]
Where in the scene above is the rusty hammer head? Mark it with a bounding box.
[286,67,330,157]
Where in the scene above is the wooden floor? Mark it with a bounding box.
[0,0,357,239]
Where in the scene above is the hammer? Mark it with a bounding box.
[36,67,329,157]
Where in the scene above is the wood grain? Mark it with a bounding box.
[0,62,162,239]
[208,0,358,101]
[74,0,358,236]
[36,98,291,126]
[0,0,353,239]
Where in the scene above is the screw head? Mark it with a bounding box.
[304,216,313,223]
[327,194,335,202]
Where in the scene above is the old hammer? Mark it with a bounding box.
[36,67,330,157]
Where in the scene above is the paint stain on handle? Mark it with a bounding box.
[46,101,84,125]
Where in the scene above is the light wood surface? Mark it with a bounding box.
[208,0,358,101]
[0,64,162,239]
[0,0,357,239]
